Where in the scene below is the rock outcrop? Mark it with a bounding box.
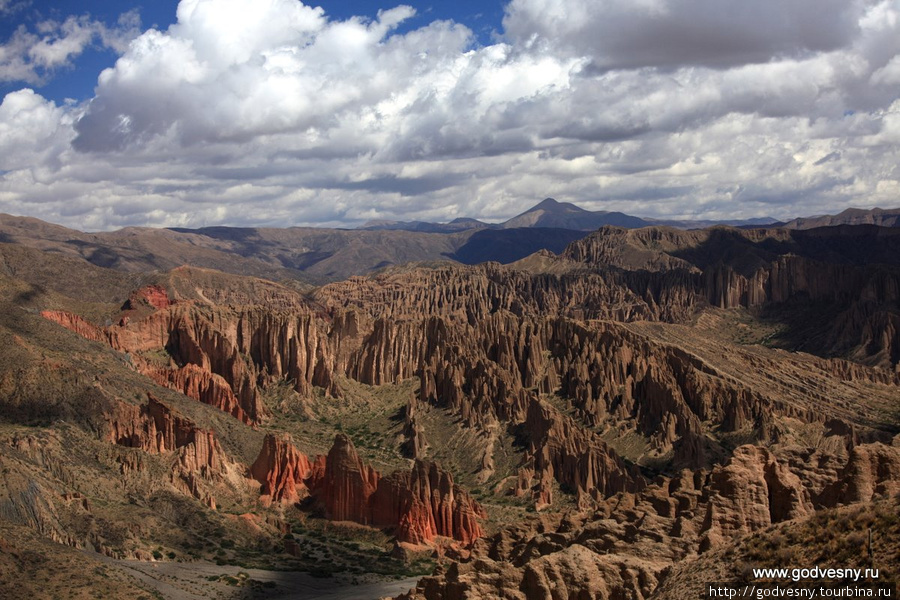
[249,434,313,504]
[42,305,267,423]
[820,443,900,505]
[307,435,485,545]
[701,445,813,547]
[39,311,107,344]
[105,394,227,508]
[400,439,900,600]
[122,284,173,311]
[145,364,251,425]
[522,399,644,508]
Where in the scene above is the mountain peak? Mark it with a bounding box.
[532,197,561,211]
[524,197,588,214]
[504,198,640,230]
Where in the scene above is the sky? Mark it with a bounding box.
[1,0,899,231]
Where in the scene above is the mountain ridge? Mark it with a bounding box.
[359,197,783,232]
[359,198,900,233]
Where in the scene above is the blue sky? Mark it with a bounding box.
[1,0,899,230]
[0,1,173,101]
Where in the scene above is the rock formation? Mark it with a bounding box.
[371,459,486,545]
[249,434,313,504]
[104,394,227,508]
[820,443,900,504]
[122,285,173,311]
[401,439,900,600]
[250,434,484,545]
[700,445,813,548]
[522,399,644,508]
[39,311,107,344]
[311,434,381,524]
[145,364,251,425]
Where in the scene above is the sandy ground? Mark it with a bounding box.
[92,553,421,600]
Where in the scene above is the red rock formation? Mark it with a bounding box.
[40,257,897,525]
[524,399,644,508]
[42,305,267,424]
[701,445,812,547]
[176,428,224,477]
[106,394,198,453]
[249,434,313,504]
[248,434,485,545]
[123,284,173,310]
[372,460,485,545]
[105,308,176,352]
[821,443,900,505]
[145,364,251,425]
[401,415,428,459]
[39,311,107,344]
[311,434,380,524]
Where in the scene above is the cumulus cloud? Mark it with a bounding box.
[0,89,73,171]
[1,0,900,230]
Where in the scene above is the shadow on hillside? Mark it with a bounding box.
[448,227,590,265]
[662,226,900,372]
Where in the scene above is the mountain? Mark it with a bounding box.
[357,198,783,232]
[501,197,651,229]
[357,199,900,235]
[0,216,899,597]
[779,206,900,229]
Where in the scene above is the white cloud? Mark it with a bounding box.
[1,0,900,230]
[0,1,28,14]
[0,89,72,171]
[0,11,142,85]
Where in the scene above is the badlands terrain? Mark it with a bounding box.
[0,203,898,599]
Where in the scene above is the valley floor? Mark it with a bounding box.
[95,554,421,600]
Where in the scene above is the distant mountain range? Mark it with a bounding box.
[1,201,897,284]
[361,197,900,232]
[778,207,900,229]
[360,197,781,232]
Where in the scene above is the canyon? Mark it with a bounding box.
[0,217,898,598]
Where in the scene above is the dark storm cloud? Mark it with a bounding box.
[503,0,866,70]
[314,173,465,196]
